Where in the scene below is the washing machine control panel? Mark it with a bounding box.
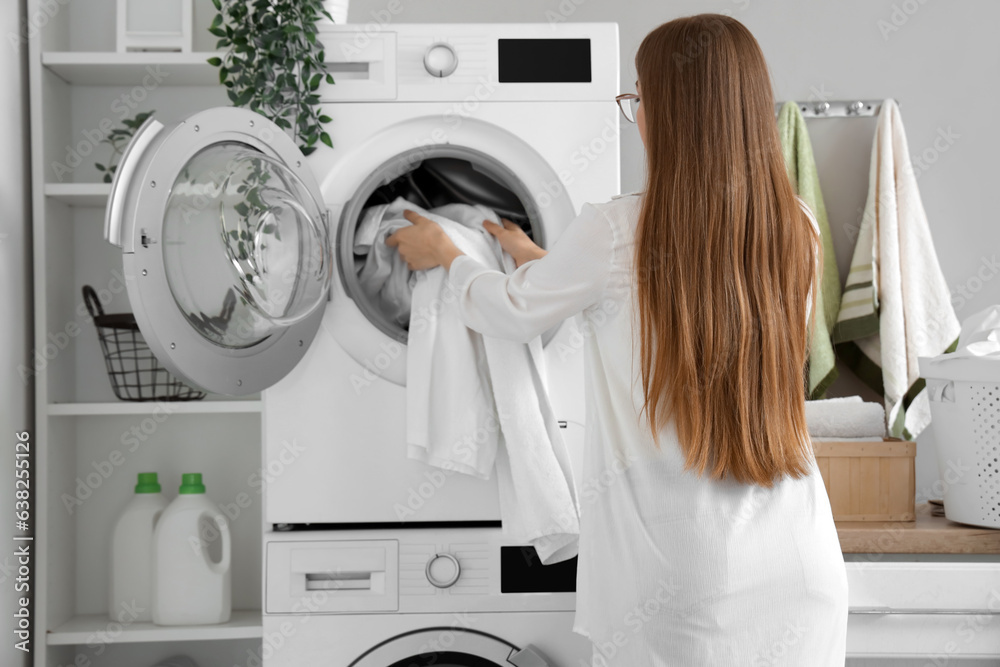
[265,527,578,615]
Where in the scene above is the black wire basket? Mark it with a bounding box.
[83,285,206,402]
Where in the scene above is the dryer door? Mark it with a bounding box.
[349,628,551,666]
[105,107,332,396]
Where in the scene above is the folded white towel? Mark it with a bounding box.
[805,396,887,439]
[363,197,581,564]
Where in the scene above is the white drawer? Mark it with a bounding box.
[847,562,1000,614]
[266,540,399,614]
[846,562,1000,658]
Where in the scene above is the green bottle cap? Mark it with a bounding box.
[178,473,206,495]
[134,472,161,494]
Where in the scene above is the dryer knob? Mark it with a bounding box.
[423,43,458,78]
[425,552,461,588]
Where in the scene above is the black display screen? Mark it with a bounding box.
[500,546,577,593]
[498,38,591,83]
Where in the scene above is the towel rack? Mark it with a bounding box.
[774,99,897,118]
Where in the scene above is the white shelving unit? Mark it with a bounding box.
[44,183,111,207]
[47,611,264,646]
[47,401,263,417]
[42,52,220,86]
[29,2,264,665]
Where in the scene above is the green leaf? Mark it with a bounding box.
[210,14,223,29]
[208,26,227,38]
[318,114,332,124]
[309,73,322,91]
[325,73,335,84]
[320,131,332,148]
[207,56,223,66]
[212,0,221,9]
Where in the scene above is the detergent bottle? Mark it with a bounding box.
[109,472,168,622]
[152,473,231,625]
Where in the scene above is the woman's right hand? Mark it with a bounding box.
[483,218,547,268]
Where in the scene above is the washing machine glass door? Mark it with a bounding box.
[105,107,332,396]
[349,628,551,667]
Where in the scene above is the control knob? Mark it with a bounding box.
[424,43,458,78]
[425,552,461,588]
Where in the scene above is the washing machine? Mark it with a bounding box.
[105,22,620,523]
[105,22,619,664]
[264,526,592,665]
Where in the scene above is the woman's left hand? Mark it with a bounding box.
[386,210,463,270]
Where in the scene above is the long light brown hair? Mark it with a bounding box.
[634,14,820,487]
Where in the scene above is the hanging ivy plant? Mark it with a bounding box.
[207,0,335,156]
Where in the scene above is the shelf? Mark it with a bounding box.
[44,183,111,207]
[837,503,1000,554]
[47,610,262,645]
[42,52,221,86]
[48,401,262,416]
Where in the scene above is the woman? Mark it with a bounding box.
[387,14,848,666]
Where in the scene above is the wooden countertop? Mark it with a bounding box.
[836,503,1000,554]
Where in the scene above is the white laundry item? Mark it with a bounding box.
[354,202,417,328]
[447,192,847,664]
[832,99,960,440]
[804,395,887,439]
[928,304,1000,360]
[919,305,1000,395]
[365,197,580,564]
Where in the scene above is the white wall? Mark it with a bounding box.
[344,0,1000,513]
[0,0,33,664]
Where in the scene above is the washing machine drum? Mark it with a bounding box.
[362,157,533,233]
[339,146,550,349]
[348,627,552,666]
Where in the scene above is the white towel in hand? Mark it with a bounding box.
[372,197,580,564]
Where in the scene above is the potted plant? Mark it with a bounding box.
[96,111,156,183]
[207,0,335,156]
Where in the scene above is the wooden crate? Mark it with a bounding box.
[813,439,916,522]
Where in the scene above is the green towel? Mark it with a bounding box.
[777,101,842,399]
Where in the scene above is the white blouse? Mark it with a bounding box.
[446,194,848,665]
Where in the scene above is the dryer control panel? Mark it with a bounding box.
[265,527,578,615]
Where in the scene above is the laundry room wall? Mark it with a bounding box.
[0,0,33,665]
[345,0,1000,572]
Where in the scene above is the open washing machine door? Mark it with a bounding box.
[105,107,332,396]
[349,628,551,667]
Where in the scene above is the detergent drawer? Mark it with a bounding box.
[266,540,399,613]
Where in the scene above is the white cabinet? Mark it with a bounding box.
[846,560,1000,659]
[28,1,264,665]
